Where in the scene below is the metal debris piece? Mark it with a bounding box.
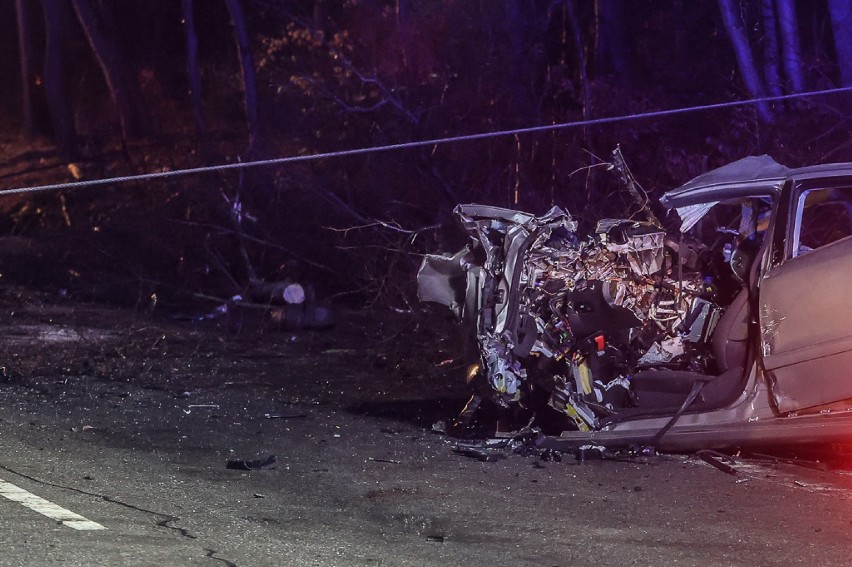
[697,450,738,475]
[71,425,104,433]
[263,413,308,419]
[539,448,562,463]
[453,444,505,462]
[368,458,402,464]
[744,452,829,472]
[226,454,278,471]
[576,444,606,462]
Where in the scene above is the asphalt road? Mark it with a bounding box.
[0,297,851,566]
[1,376,852,567]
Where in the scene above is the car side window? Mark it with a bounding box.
[792,187,852,257]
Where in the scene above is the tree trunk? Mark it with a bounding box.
[41,0,77,156]
[182,0,206,142]
[396,0,418,84]
[15,0,38,138]
[504,0,536,124]
[760,0,782,96]
[70,0,144,141]
[717,0,773,122]
[224,0,259,151]
[594,0,629,80]
[776,0,804,92]
[672,0,688,73]
[567,0,591,146]
[828,0,852,87]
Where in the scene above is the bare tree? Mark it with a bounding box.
[567,0,591,145]
[396,0,418,84]
[41,0,77,156]
[504,0,538,124]
[182,0,206,142]
[595,0,629,80]
[760,0,782,96]
[776,0,804,92]
[15,0,38,138]
[717,0,773,122]
[828,0,852,87]
[71,0,145,141]
[224,0,260,151]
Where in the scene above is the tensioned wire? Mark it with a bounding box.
[3,85,852,197]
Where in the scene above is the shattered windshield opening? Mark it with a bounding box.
[419,196,774,440]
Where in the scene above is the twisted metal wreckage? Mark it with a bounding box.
[418,155,852,453]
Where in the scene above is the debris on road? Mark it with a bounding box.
[71,424,105,433]
[226,454,278,471]
[453,444,506,462]
[743,451,830,472]
[263,412,308,419]
[449,429,672,466]
[697,450,739,475]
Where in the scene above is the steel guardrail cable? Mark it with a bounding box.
[3,85,852,197]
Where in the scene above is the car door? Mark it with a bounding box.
[760,178,852,413]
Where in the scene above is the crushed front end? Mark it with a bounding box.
[418,204,726,437]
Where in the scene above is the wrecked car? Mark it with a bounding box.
[418,155,852,452]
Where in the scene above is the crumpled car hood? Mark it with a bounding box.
[418,201,727,434]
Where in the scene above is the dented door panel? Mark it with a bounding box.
[761,236,852,412]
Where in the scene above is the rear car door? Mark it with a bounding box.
[760,177,852,413]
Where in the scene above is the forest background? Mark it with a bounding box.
[1,0,851,311]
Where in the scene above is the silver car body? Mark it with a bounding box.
[418,156,852,451]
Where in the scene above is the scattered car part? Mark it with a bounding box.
[226,454,277,470]
[696,450,739,475]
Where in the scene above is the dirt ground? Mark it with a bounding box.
[0,283,472,410]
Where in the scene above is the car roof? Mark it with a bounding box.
[787,161,852,180]
[661,156,852,209]
[660,155,789,208]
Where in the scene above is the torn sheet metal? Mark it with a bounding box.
[597,220,666,274]
[660,155,789,209]
[418,202,722,435]
[416,246,472,317]
[675,201,719,232]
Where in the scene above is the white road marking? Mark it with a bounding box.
[0,478,106,530]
